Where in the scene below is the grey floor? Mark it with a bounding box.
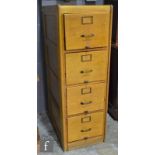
[38,113,118,155]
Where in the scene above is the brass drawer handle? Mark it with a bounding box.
[81,128,91,132]
[80,69,93,74]
[84,80,89,83]
[85,46,90,49]
[84,137,88,140]
[81,101,92,105]
[80,34,94,38]
[84,111,89,115]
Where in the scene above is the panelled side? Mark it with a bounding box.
[42,6,64,148]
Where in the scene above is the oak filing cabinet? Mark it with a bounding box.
[42,5,113,151]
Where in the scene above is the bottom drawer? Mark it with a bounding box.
[67,111,104,142]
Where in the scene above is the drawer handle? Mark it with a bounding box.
[81,128,91,132]
[84,111,89,115]
[80,69,93,74]
[84,80,89,83]
[84,137,88,140]
[80,34,94,38]
[81,101,92,105]
[85,46,90,49]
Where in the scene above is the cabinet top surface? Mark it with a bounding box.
[42,5,112,12]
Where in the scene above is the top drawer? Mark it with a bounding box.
[64,12,110,51]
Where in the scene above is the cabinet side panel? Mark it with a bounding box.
[48,69,61,107]
[42,5,63,147]
[104,5,113,140]
[58,6,68,151]
[46,40,59,77]
[45,15,58,45]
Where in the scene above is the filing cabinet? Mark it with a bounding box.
[42,5,113,151]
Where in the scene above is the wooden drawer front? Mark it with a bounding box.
[66,51,108,85]
[64,12,110,50]
[67,83,105,115]
[67,111,104,142]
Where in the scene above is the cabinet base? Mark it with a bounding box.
[67,136,104,151]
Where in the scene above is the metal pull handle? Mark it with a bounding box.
[81,128,91,132]
[80,69,93,74]
[85,46,90,49]
[81,101,92,105]
[81,34,95,38]
[84,137,88,140]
